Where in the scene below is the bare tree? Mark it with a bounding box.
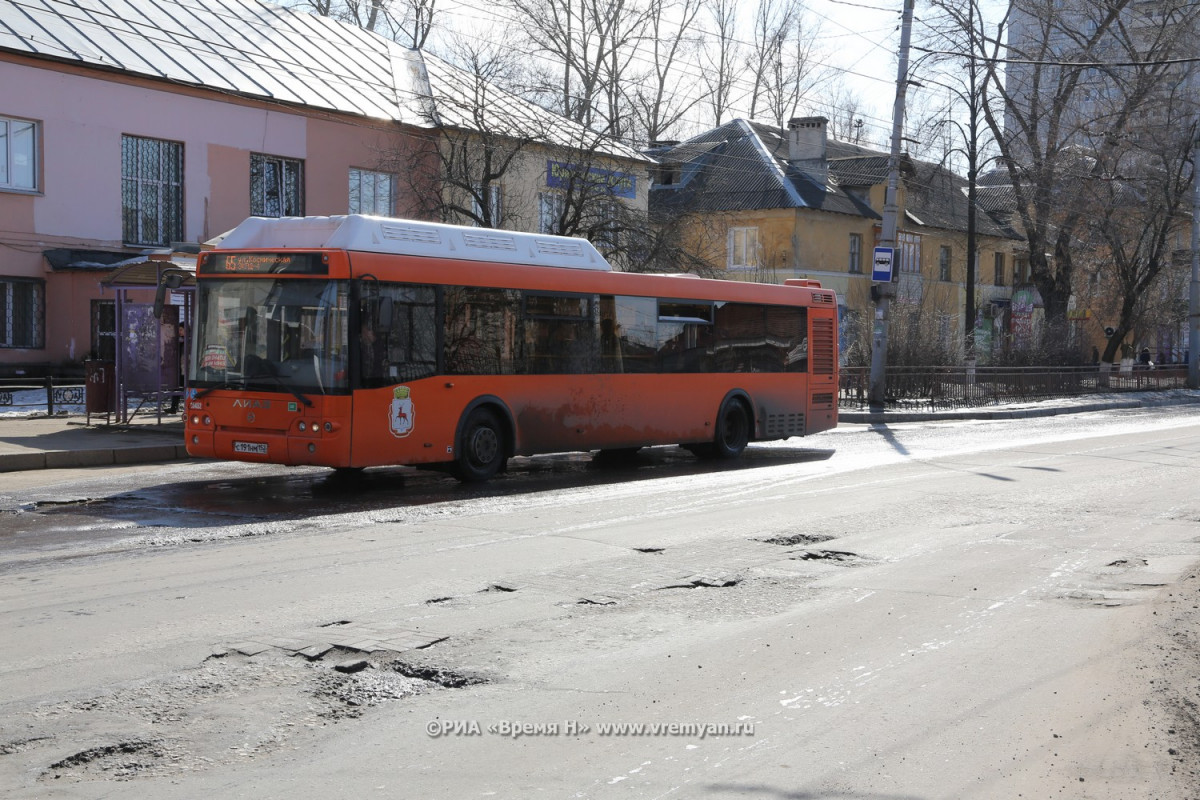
[625,0,706,144]
[969,0,1197,356]
[815,82,876,146]
[1085,99,1198,363]
[700,0,741,126]
[503,0,654,138]
[383,42,540,228]
[744,0,825,128]
[290,0,439,47]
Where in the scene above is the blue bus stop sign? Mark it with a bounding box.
[872,247,894,282]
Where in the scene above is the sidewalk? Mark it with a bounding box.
[1,390,1198,473]
[0,413,188,473]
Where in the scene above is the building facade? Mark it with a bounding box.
[648,118,1023,364]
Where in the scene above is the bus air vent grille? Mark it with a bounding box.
[814,293,835,304]
[764,412,804,437]
[811,392,834,407]
[380,223,442,245]
[811,319,835,375]
[536,240,585,257]
[463,232,518,252]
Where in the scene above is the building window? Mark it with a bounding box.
[349,168,395,216]
[121,135,183,246]
[538,192,564,234]
[0,115,38,191]
[0,277,45,349]
[939,245,952,281]
[728,227,759,270]
[91,300,116,362]
[848,233,862,273]
[897,231,921,273]
[471,183,503,227]
[1014,256,1028,283]
[251,153,304,217]
[994,252,1005,285]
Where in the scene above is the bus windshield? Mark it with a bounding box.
[191,278,350,397]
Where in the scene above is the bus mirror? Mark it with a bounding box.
[154,271,187,320]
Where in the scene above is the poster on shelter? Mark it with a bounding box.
[121,304,179,394]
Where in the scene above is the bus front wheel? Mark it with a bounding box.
[455,408,507,482]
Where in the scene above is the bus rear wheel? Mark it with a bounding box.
[455,408,507,482]
[714,399,751,458]
[688,398,751,459]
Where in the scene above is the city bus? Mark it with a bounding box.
[185,215,838,481]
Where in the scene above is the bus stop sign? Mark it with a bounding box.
[872,247,894,282]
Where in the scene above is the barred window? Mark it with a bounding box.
[1,115,38,191]
[121,135,183,246]
[0,277,45,349]
[349,168,395,216]
[939,245,952,281]
[251,153,304,218]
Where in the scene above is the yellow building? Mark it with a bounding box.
[648,118,1025,364]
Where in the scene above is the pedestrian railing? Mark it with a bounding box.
[0,376,86,416]
[839,365,1191,410]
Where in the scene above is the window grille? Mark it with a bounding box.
[122,135,183,246]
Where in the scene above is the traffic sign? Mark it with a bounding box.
[872,247,894,282]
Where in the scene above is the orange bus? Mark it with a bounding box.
[185,215,838,480]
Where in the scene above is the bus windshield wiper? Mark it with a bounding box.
[249,361,314,407]
[195,382,236,399]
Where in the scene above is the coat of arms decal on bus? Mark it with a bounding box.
[389,386,414,438]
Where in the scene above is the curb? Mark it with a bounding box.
[0,444,191,473]
[839,393,1200,425]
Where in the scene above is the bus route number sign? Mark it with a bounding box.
[872,247,894,283]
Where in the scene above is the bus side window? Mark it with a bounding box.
[522,293,595,374]
[445,287,518,375]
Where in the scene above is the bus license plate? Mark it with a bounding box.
[233,441,268,455]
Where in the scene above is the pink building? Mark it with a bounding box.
[0,0,440,374]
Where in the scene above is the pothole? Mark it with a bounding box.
[1107,558,1149,567]
[46,740,165,779]
[482,583,518,593]
[0,735,54,755]
[659,574,742,590]
[758,533,837,546]
[793,550,865,564]
[633,547,665,554]
[389,660,488,689]
[28,650,474,782]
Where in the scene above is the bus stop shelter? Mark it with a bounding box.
[97,257,196,424]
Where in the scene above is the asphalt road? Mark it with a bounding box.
[1,405,1199,798]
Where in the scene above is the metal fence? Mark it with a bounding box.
[840,365,1191,410]
[0,376,86,415]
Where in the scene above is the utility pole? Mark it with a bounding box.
[868,0,917,408]
[964,0,978,362]
[1190,133,1200,389]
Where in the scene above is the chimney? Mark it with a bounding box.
[787,116,829,186]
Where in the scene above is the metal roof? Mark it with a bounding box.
[0,0,645,161]
[0,0,426,121]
